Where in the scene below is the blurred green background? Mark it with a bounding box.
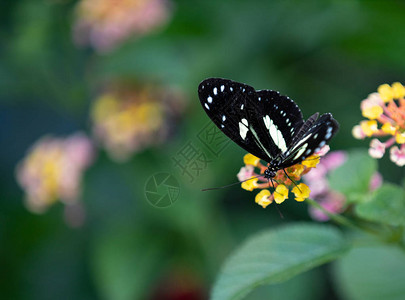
[1,0,405,299]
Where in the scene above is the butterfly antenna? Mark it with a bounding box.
[283,169,301,192]
[201,175,261,191]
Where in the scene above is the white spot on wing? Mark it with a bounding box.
[263,115,270,129]
[222,115,226,122]
[241,104,244,110]
[290,133,313,152]
[220,85,225,92]
[239,118,249,140]
[294,144,308,160]
[230,87,233,91]
[207,96,213,103]
[205,103,210,110]
[213,87,217,95]
[263,115,287,152]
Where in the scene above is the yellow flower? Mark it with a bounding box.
[395,132,405,144]
[241,177,259,191]
[352,125,365,139]
[378,84,394,102]
[292,183,311,202]
[91,95,119,122]
[243,153,260,166]
[274,184,289,204]
[288,164,305,178]
[360,120,378,137]
[392,82,405,99]
[381,123,397,135]
[362,105,383,120]
[255,189,272,208]
[91,84,183,161]
[302,155,320,168]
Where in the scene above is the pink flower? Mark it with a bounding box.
[315,145,330,157]
[15,133,94,213]
[368,139,386,159]
[64,133,94,168]
[369,172,383,191]
[360,92,384,111]
[352,125,366,139]
[353,82,405,165]
[237,165,255,182]
[304,150,386,221]
[304,151,346,198]
[73,0,172,53]
[309,191,346,222]
[320,151,347,171]
[306,177,329,198]
[390,145,405,166]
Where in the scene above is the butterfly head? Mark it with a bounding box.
[264,168,276,179]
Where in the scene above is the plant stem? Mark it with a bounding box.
[305,198,378,235]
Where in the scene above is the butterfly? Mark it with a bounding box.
[198,78,339,179]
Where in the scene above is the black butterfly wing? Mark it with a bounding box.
[198,78,305,163]
[253,89,305,155]
[279,113,339,168]
[198,78,269,161]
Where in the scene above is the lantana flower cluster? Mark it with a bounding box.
[73,0,171,53]
[91,84,183,161]
[237,147,329,208]
[353,82,405,166]
[304,151,382,221]
[16,133,94,213]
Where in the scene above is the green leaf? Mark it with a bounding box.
[245,268,326,300]
[334,244,405,300]
[355,183,405,226]
[211,223,349,300]
[329,150,377,203]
